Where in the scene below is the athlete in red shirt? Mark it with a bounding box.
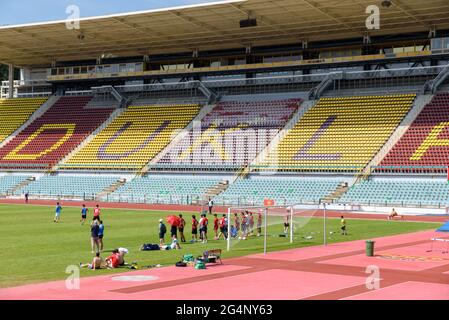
[93,204,101,219]
[191,215,198,242]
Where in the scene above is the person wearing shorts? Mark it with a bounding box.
[341,216,347,235]
[191,215,198,242]
[54,202,62,223]
[218,214,228,240]
[213,214,219,239]
[234,213,240,232]
[257,211,263,237]
[80,204,88,225]
[170,223,178,239]
[80,252,105,270]
[106,249,120,269]
[283,214,290,234]
[98,220,104,251]
[93,205,101,220]
[178,214,186,243]
[90,219,100,253]
[159,219,167,245]
[240,212,247,239]
[200,214,208,243]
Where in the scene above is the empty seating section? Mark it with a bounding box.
[0,98,46,142]
[0,175,30,194]
[0,96,113,169]
[261,94,416,172]
[379,93,449,173]
[14,175,119,197]
[339,180,449,207]
[110,176,222,203]
[214,178,341,206]
[63,104,201,170]
[157,99,300,168]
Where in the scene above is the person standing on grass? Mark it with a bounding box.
[213,214,219,239]
[170,219,178,240]
[191,215,198,243]
[178,214,186,243]
[98,220,105,251]
[93,204,101,220]
[54,202,62,223]
[159,219,167,245]
[240,212,247,240]
[80,204,88,225]
[248,212,255,235]
[25,192,29,204]
[234,213,240,234]
[283,213,290,235]
[217,214,228,240]
[90,219,100,253]
[257,210,263,237]
[340,216,347,235]
[200,213,208,244]
[208,198,214,215]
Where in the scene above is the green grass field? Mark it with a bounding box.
[0,203,439,288]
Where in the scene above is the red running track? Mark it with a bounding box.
[0,198,447,223]
[0,230,448,300]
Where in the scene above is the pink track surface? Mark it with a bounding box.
[1,230,448,300]
[343,282,449,300]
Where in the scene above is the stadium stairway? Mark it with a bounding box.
[248,99,316,178]
[57,107,127,170]
[198,180,230,205]
[141,103,215,173]
[96,178,127,200]
[6,176,36,196]
[320,182,349,204]
[0,95,58,149]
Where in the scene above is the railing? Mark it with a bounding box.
[250,165,364,173]
[338,200,449,209]
[146,164,243,172]
[0,163,53,171]
[57,163,142,172]
[372,166,448,174]
[101,193,206,205]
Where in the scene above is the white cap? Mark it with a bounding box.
[159,219,163,222]
[118,247,129,254]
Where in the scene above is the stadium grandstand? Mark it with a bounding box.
[1,0,449,213]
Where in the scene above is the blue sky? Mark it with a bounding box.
[0,0,216,26]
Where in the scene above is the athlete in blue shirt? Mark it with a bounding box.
[98,221,105,251]
[54,202,62,223]
[80,204,88,225]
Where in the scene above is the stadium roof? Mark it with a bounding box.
[1,0,449,67]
